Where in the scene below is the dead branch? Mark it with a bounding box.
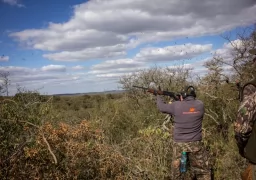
[205,93,219,99]
[205,113,220,125]
[209,108,219,119]
[161,114,172,131]
[41,131,57,164]
[2,118,57,164]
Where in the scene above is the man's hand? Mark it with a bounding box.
[235,134,247,158]
[235,137,246,158]
[238,146,245,158]
[147,89,157,96]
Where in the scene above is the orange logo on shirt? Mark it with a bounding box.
[182,107,200,114]
[189,107,195,112]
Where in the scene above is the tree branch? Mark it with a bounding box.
[205,113,220,125]
[41,132,58,164]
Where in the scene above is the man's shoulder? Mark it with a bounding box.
[243,78,256,91]
[181,98,204,106]
[243,84,256,100]
[243,83,256,92]
[194,99,204,105]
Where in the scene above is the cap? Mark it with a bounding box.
[183,85,196,98]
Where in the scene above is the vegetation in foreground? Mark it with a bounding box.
[0,27,255,179]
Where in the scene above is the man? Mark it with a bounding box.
[234,48,256,180]
[155,86,212,180]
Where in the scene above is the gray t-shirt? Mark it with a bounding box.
[156,95,204,142]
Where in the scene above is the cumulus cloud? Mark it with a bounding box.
[134,43,212,62]
[89,59,147,75]
[9,0,256,62]
[168,63,193,69]
[41,65,66,72]
[72,65,86,70]
[91,59,144,70]
[2,0,25,7]
[12,75,60,84]
[2,66,80,95]
[0,56,9,62]
[2,64,122,95]
[43,44,127,61]
[95,73,127,80]
[211,39,251,65]
[0,66,34,75]
[0,66,64,84]
[188,42,242,76]
[87,42,227,81]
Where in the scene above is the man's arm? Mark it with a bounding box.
[234,85,256,156]
[156,95,175,115]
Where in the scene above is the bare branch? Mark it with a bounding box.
[41,132,58,164]
[205,113,220,125]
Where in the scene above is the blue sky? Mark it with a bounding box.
[0,0,256,95]
[0,0,88,68]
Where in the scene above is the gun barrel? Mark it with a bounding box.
[132,85,148,90]
[132,85,181,101]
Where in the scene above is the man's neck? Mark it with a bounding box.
[184,96,195,101]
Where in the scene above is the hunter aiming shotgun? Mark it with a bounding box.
[132,85,181,101]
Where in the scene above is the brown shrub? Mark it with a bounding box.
[1,120,130,180]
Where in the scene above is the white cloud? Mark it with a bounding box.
[43,44,127,61]
[168,63,193,69]
[210,39,252,65]
[91,59,144,70]
[86,58,148,82]
[9,0,256,62]
[166,61,209,75]
[0,56,9,62]
[95,73,127,80]
[134,43,212,62]
[41,65,66,72]
[12,74,60,83]
[187,41,244,76]
[0,66,34,75]
[86,41,234,81]
[72,65,86,70]
[0,66,64,85]
[88,43,213,75]
[2,64,122,95]
[2,0,25,7]
[89,58,148,77]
